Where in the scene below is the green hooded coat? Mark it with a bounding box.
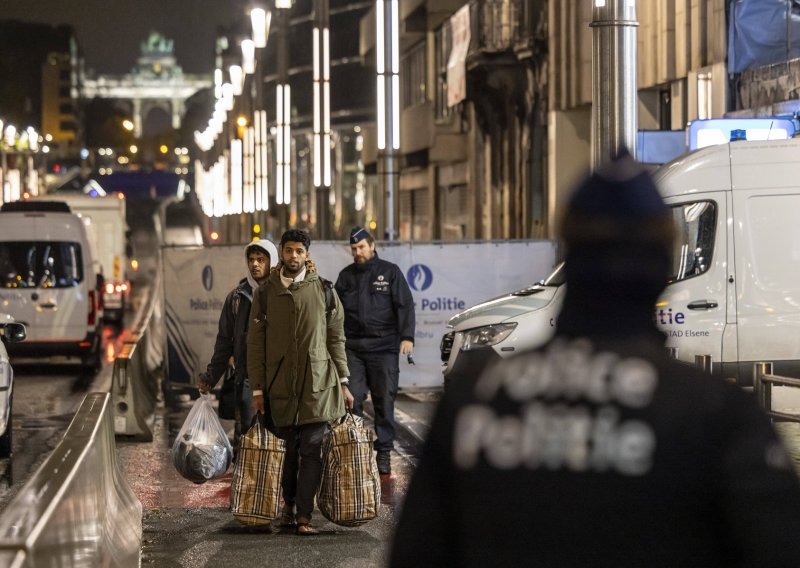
[247,267,349,427]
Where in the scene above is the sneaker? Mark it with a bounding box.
[376,450,391,475]
[280,503,296,527]
[296,517,319,536]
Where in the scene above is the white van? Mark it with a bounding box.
[30,194,130,323]
[0,201,103,372]
[442,138,800,385]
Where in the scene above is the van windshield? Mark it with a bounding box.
[0,241,83,288]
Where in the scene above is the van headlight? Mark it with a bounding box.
[461,323,517,351]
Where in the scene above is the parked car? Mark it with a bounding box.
[0,314,26,457]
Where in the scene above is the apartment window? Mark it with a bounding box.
[58,86,71,98]
[435,23,452,120]
[697,68,713,120]
[59,103,73,115]
[402,41,427,109]
[59,69,70,81]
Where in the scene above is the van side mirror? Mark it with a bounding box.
[1,323,26,343]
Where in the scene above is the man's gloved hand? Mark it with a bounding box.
[252,393,265,414]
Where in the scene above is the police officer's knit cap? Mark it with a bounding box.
[350,226,371,244]
[556,150,675,336]
[560,150,674,249]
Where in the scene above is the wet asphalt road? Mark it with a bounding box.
[118,393,427,568]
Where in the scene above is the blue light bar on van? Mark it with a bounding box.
[688,118,795,150]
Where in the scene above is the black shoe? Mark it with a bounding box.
[377,450,391,475]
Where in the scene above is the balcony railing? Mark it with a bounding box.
[469,0,519,55]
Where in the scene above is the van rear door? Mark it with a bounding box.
[659,193,736,371]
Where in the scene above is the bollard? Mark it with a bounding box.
[753,362,773,414]
[666,347,678,359]
[694,354,712,374]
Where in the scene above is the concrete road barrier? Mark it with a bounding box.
[113,267,163,441]
[0,392,142,566]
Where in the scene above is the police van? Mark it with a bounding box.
[0,201,103,372]
[442,137,800,385]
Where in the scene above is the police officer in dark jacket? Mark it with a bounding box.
[335,227,415,474]
[391,153,800,567]
[199,239,278,446]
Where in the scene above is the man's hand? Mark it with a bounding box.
[342,385,354,411]
[198,375,211,394]
[252,394,265,414]
[400,340,413,355]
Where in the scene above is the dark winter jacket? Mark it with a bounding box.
[335,253,415,352]
[202,278,252,387]
[391,329,800,568]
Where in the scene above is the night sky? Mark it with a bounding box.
[1,0,247,75]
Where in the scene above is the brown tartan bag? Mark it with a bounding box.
[230,413,286,525]
[317,413,381,527]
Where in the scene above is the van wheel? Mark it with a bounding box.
[0,395,13,458]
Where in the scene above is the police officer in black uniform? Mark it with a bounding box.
[391,153,800,567]
[335,227,415,475]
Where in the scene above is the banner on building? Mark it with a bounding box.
[447,4,471,107]
[163,240,557,389]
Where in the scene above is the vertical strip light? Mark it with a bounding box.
[276,85,285,205]
[390,0,400,150]
[313,4,331,189]
[313,26,322,187]
[322,27,331,187]
[283,84,291,204]
[258,110,269,210]
[244,126,255,212]
[254,110,263,211]
[231,139,243,215]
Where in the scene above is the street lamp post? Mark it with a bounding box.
[313,0,331,239]
[590,0,638,170]
[376,0,400,240]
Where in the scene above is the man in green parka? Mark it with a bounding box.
[247,229,353,536]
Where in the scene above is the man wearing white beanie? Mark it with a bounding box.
[199,239,279,449]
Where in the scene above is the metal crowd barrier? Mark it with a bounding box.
[0,393,141,567]
[752,362,800,423]
[112,267,164,441]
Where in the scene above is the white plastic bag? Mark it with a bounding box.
[172,394,233,484]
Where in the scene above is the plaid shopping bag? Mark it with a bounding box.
[230,413,286,525]
[317,413,381,527]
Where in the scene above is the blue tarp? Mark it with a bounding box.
[729,0,800,73]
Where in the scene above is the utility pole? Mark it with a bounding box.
[590,0,638,170]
